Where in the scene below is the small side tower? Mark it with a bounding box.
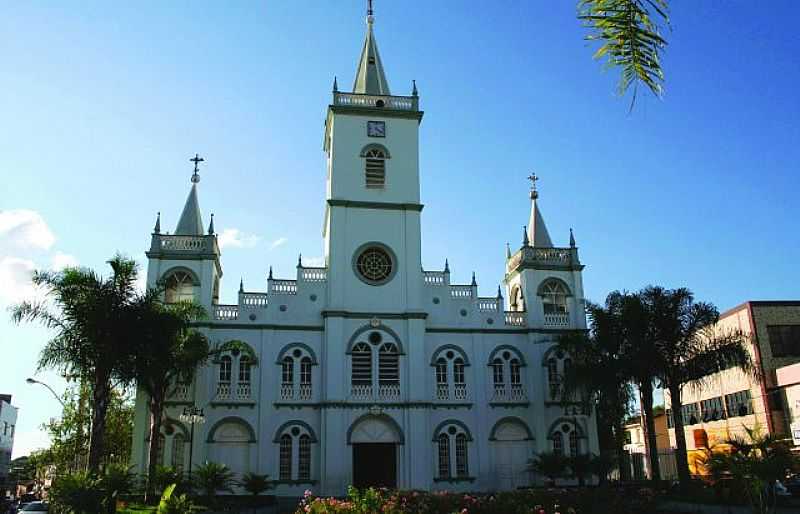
[145,154,222,310]
[503,175,586,330]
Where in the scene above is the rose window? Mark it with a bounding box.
[356,246,393,284]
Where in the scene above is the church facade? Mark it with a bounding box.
[131,10,598,496]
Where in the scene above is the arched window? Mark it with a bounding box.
[279,434,292,480]
[298,434,311,480]
[453,358,465,385]
[552,431,564,456]
[277,345,317,400]
[364,148,386,189]
[549,421,583,457]
[547,358,558,383]
[349,330,403,400]
[489,347,527,402]
[238,356,251,384]
[164,271,195,304]
[300,357,312,384]
[541,281,569,315]
[219,356,232,383]
[455,433,469,477]
[437,433,450,478]
[569,430,579,457]
[351,342,372,387]
[172,433,185,470]
[431,347,469,401]
[435,358,448,385]
[510,359,522,385]
[281,357,294,385]
[510,286,524,312]
[492,358,504,385]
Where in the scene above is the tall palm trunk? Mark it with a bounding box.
[639,381,661,481]
[88,369,112,473]
[146,390,166,501]
[668,382,691,488]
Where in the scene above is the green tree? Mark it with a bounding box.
[125,295,209,498]
[11,256,140,473]
[579,0,670,110]
[239,472,273,513]
[528,451,570,486]
[642,286,755,489]
[192,461,236,506]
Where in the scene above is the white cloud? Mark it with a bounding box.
[0,256,38,304]
[269,237,288,250]
[304,256,325,267]
[0,209,56,251]
[217,228,260,249]
[11,428,51,459]
[50,252,78,271]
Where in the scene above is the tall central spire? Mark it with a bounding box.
[526,173,553,248]
[175,154,205,236]
[353,1,390,95]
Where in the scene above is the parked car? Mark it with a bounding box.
[19,503,48,513]
[784,473,800,497]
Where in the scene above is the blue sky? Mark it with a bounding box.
[1,1,798,458]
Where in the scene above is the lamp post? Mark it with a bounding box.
[179,406,206,479]
[26,378,66,408]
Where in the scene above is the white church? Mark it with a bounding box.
[131,7,598,496]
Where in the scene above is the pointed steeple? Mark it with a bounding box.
[153,212,161,234]
[444,258,450,274]
[570,228,576,248]
[175,154,205,236]
[497,285,503,299]
[526,173,553,248]
[505,242,511,259]
[297,253,303,268]
[471,272,477,286]
[353,2,390,95]
[333,76,339,92]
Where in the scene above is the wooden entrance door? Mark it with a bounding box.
[352,443,397,489]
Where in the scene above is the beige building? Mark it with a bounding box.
[664,301,800,469]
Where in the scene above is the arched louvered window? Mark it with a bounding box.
[219,356,232,383]
[453,358,465,384]
[437,433,450,478]
[547,358,558,383]
[300,357,312,385]
[298,434,311,480]
[542,281,569,314]
[435,358,448,385]
[492,358,504,385]
[378,342,399,387]
[364,148,386,189]
[238,356,251,383]
[164,271,195,304]
[279,434,292,480]
[172,434,185,471]
[510,358,522,385]
[281,357,294,385]
[455,433,469,477]
[351,342,372,386]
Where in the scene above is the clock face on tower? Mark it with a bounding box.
[367,120,386,137]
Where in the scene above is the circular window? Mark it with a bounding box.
[353,244,396,285]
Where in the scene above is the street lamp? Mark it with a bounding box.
[26,377,66,408]
[179,406,206,478]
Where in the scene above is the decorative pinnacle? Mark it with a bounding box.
[412,79,418,97]
[297,253,303,268]
[153,212,161,234]
[570,228,576,248]
[471,272,477,287]
[505,242,511,259]
[366,0,374,23]
[190,153,205,183]
[239,278,244,293]
[268,266,273,280]
[527,172,539,200]
[444,258,450,273]
[497,285,503,299]
[333,76,338,92]
[522,225,530,247]
[208,213,215,235]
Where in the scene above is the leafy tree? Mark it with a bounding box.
[192,461,236,505]
[704,426,797,514]
[239,472,273,513]
[11,256,140,472]
[48,471,104,514]
[642,286,755,489]
[579,0,670,110]
[528,451,570,486]
[569,453,595,486]
[124,294,209,498]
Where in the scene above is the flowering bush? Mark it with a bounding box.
[297,486,656,514]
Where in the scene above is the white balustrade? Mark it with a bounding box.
[423,271,447,285]
[172,383,189,400]
[300,268,327,282]
[378,383,400,400]
[299,383,313,400]
[241,293,269,307]
[477,297,501,312]
[216,382,231,400]
[235,383,252,400]
[350,384,373,400]
[492,384,507,402]
[157,235,208,251]
[510,384,527,401]
[450,285,473,298]
[533,247,572,263]
[504,311,526,327]
[214,305,239,320]
[333,92,417,111]
[454,383,468,400]
[436,383,449,400]
[280,383,294,400]
[544,312,570,327]
[269,279,297,295]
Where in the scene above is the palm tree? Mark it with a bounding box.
[558,292,635,483]
[239,472,273,513]
[126,294,209,499]
[642,286,755,489]
[528,451,570,487]
[11,255,140,473]
[193,461,236,506]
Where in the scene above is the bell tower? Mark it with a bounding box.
[321,5,425,312]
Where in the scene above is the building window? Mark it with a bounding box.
[681,402,700,425]
[552,431,563,456]
[551,422,582,457]
[300,357,312,385]
[279,434,292,480]
[351,342,372,386]
[492,358,504,385]
[510,359,522,385]
[547,358,558,383]
[510,286,524,312]
[364,148,386,188]
[725,389,753,418]
[172,434,185,471]
[767,325,800,358]
[164,271,195,304]
[700,397,726,422]
[219,356,232,383]
[282,357,294,385]
[569,430,579,457]
[435,358,448,385]
[238,356,251,383]
[355,245,393,284]
[378,342,400,387]
[666,409,674,429]
[298,435,311,480]
[437,433,450,478]
[455,433,469,477]
[453,358,465,384]
[541,281,569,315]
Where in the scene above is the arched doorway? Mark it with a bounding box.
[348,414,403,489]
[207,418,255,476]
[491,418,534,490]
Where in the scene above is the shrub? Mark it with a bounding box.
[192,461,236,505]
[49,471,104,514]
[156,484,198,514]
[101,464,136,513]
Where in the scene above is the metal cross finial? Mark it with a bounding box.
[527,172,539,199]
[367,0,374,16]
[190,153,205,183]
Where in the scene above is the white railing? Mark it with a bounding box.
[350,384,373,400]
[492,384,526,402]
[492,384,507,402]
[504,311,526,326]
[235,383,252,400]
[172,383,190,401]
[423,271,447,285]
[450,285,473,298]
[478,297,501,312]
[333,92,418,111]
[280,383,293,400]
[436,383,449,400]
[269,279,297,295]
[299,383,312,400]
[510,384,527,401]
[216,382,231,400]
[454,383,468,400]
[533,247,573,263]
[241,293,268,307]
[156,235,209,252]
[507,246,576,273]
[549,382,561,401]
[378,383,401,400]
[300,267,327,282]
[544,312,570,327]
[214,305,239,320]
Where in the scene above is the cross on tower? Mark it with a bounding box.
[367,0,374,16]
[190,153,205,183]
[527,173,539,199]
